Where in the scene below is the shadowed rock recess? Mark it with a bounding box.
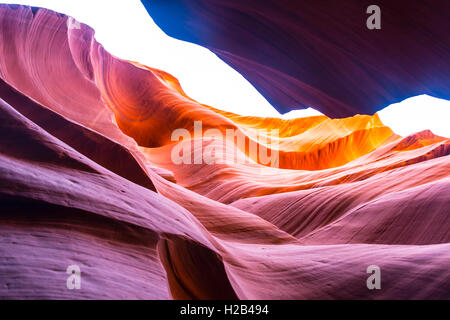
[143,0,450,117]
[0,5,449,299]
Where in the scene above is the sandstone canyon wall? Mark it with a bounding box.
[0,4,449,299]
[143,0,450,117]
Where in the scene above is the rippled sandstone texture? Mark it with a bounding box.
[0,5,449,299]
[143,0,450,117]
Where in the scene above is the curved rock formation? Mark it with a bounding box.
[142,0,450,117]
[0,5,449,300]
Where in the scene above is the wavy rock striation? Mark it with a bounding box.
[142,0,450,117]
[0,5,449,299]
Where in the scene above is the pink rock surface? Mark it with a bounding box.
[0,5,449,299]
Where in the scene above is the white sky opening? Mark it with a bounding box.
[3,0,449,137]
[378,95,450,138]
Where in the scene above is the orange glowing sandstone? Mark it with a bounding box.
[0,5,449,300]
